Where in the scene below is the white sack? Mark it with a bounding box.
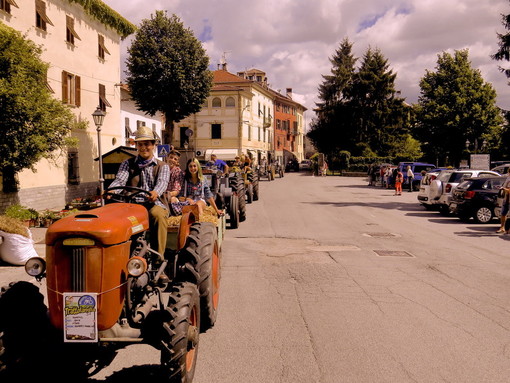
[0,229,38,265]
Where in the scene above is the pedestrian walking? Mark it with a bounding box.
[406,165,414,192]
[394,169,403,195]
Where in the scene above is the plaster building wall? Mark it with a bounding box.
[0,0,131,211]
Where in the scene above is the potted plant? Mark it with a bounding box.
[4,204,37,227]
[39,209,59,227]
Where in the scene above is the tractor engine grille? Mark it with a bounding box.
[71,247,86,292]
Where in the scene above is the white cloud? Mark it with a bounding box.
[102,0,510,127]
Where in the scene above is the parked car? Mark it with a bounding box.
[450,175,506,223]
[417,169,452,210]
[491,163,510,176]
[435,169,501,215]
[398,162,436,191]
[299,159,312,171]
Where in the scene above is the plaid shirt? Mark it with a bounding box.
[109,156,170,209]
[181,178,213,201]
[167,166,185,194]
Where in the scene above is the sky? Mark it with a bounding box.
[102,0,510,131]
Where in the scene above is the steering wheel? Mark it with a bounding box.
[104,186,153,204]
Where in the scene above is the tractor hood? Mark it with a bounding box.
[46,203,149,246]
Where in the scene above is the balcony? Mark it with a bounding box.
[263,116,272,128]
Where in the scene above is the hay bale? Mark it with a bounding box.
[167,206,218,227]
[0,215,30,238]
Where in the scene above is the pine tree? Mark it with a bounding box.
[349,47,409,156]
[492,5,510,81]
[308,38,357,155]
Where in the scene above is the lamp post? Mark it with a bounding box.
[92,106,106,206]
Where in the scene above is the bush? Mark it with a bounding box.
[5,204,37,221]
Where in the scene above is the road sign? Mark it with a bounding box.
[470,154,490,170]
[157,144,170,157]
[185,128,193,137]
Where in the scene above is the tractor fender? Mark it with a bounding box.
[220,185,232,197]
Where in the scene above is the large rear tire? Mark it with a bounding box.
[228,195,239,229]
[161,282,200,383]
[191,223,221,332]
[253,179,259,201]
[246,184,253,204]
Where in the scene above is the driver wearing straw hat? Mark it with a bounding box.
[108,126,170,256]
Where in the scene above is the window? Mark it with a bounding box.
[36,0,53,31]
[68,148,80,185]
[66,15,81,45]
[212,97,221,108]
[98,34,110,60]
[124,118,132,144]
[61,71,80,106]
[98,84,111,111]
[1,0,18,14]
[247,125,251,141]
[211,124,222,139]
[137,120,145,128]
[180,126,189,148]
[226,97,235,107]
[152,124,161,143]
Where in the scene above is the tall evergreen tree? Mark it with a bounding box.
[126,11,212,145]
[492,4,510,81]
[416,49,502,166]
[349,47,409,156]
[308,38,357,156]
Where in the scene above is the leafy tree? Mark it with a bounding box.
[308,38,357,156]
[416,49,503,166]
[126,11,213,145]
[0,23,80,192]
[349,47,410,157]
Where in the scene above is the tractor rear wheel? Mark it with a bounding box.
[229,195,239,229]
[161,282,200,383]
[246,184,253,204]
[253,179,259,201]
[191,223,221,332]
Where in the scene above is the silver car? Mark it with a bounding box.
[417,170,451,209]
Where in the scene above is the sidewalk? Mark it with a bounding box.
[29,227,47,258]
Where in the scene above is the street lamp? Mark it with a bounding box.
[92,106,106,206]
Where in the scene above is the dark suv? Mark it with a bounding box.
[450,176,505,223]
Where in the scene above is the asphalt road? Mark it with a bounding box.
[2,172,510,382]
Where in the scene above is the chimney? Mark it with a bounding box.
[286,88,293,99]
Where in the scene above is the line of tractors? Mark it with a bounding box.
[0,159,279,382]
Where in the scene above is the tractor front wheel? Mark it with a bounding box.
[161,282,200,383]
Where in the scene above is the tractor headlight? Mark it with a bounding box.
[25,257,46,278]
[127,256,147,277]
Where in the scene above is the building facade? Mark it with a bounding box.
[175,66,306,166]
[273,88,307,164]
[0,0,134,211]
[175,65,275,165]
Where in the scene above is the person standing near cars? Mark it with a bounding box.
[395,168,403,195]
[406,165,414,192]
[497,168,510,233]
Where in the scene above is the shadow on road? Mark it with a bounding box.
[88,365,166,382]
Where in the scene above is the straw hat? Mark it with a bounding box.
[134,126,155,141]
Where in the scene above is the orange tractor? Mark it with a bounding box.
[0,186,223,382]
